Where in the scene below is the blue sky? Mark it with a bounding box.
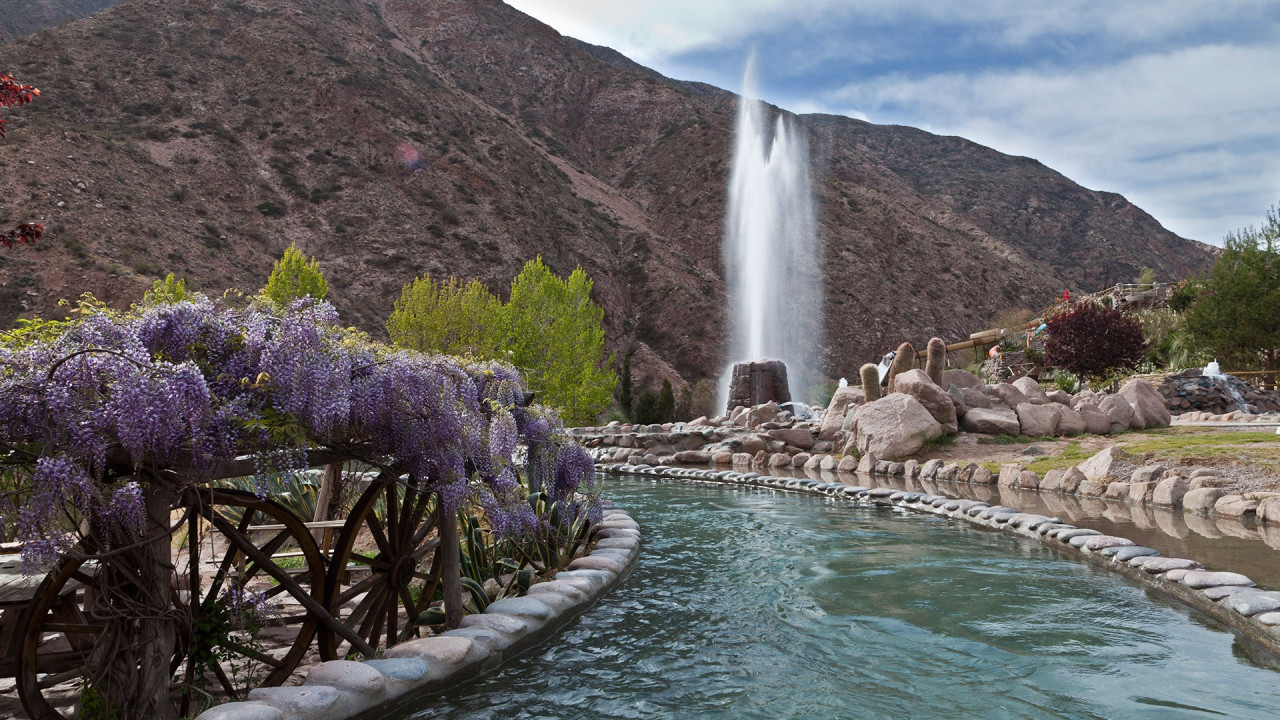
[505,0,1280,246]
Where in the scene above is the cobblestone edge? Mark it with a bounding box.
[194,510,641,720]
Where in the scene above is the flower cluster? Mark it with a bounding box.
[0,293,596,570]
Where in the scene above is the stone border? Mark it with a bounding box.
[597,463,1280,660]
[194,510,641,720]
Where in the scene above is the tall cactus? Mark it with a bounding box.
[859,363,881,403]
[886,341,916,393]
[925,337,946,386]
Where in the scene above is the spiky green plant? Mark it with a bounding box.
[859,363,881,403]
[886,342,916,393]
[925,337,946,386]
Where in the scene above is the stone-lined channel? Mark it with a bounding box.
[389,477,1280,719]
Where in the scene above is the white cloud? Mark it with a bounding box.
[506,0,1273,59]
[823,42,1280,242]
[504,1,1280,244]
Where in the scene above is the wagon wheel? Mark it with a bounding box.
[15,489,327,720]
[319,475,443,659]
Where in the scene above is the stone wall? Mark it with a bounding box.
[1159,369,1280,415]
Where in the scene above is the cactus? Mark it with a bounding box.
[886,341,916,393]
[925,337,946,386]
[859,363,881,403]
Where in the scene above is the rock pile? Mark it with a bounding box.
[574,372,1171,466]
[1158,369,1280,415]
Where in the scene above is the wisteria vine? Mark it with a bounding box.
[0,294,597,571]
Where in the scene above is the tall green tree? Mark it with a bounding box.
[263,244,328,305]
[1182,205,1280,371]
[617,349,633,420]
[504,257,617,426]
[657,378,675,423]
[387,276,504,358]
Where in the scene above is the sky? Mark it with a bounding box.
[505,0,1280,246]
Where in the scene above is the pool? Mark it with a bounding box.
[392,478,1280,719]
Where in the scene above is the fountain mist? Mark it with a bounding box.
[720,58,823,406]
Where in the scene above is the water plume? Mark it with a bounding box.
[720,57,822,407]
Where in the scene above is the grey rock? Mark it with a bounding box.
[305,660,387,696]
[1224,590,1280,616]
[1056,528,1102,542]
[194,703,286,720]
[960,407,1021,436]
[1201,585,1251,601]
[247,687,341,715]
[1180,570,1255,589]
[1141,558,1203,574]
[1182,487,1225,513]
[1111,546,1160,561]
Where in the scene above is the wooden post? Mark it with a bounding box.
[313,462,341,545]
[437,504,464,630]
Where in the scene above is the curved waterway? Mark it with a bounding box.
[393,478,1280,719]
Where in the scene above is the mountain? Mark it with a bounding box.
[0,0,121,41]
[0,0,1216,399]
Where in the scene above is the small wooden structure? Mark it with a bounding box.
[0,451,461,719]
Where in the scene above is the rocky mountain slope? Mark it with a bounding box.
[0,0,120,41]
[0,0,1216,398]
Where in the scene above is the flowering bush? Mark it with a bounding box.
[0,292,598,572]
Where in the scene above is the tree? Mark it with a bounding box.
[262,244,328,305]
[142,273,190,305]
[388,257,617,425]
[1043,302,1146,384]
[387,275,504,358]
[617,349,633,420]
[1,73,42,248]
[657,378,675,422]
[633,388,661,424]
[1181,205,1280,371]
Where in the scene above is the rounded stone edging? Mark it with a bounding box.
[193,510,641,720]
[597,463,1280,660]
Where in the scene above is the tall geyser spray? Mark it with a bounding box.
[720,58,823,407]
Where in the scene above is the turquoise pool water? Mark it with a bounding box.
[393,478,1280,719]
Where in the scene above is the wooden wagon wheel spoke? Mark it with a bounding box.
[365,513,395,559]
[16,554,101,720]
[222,638,285,669]
[334,572,381,606]
[320,475,446,659]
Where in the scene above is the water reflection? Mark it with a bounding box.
[769,466,1280,589]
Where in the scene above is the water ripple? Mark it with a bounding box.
[394,481,1280,720]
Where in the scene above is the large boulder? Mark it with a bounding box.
[849,394,944,460]
[1055,407,1086,436]
[947,385,968,418]
[942,369,984,390]
[1152,476,1191,507]
[1183,487,1225,513]
[1098,394,1135,434]
[817,386,863,441]
[960,407,1020,436]
[1060,467,1087,494]
[1045,389,1073,406]
[1015,402,1059,437]
[960,387,991,409]
[989,383,1030,409]
[1119,379,1172,429]
[1078,447,1135,482]
[1075,402,1113,435]
[892,370,958,435]
[768,427,816,450]
[1012,377,1050,405]
[746,401,780,429]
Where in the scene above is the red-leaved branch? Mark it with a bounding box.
[1,72,43,248]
